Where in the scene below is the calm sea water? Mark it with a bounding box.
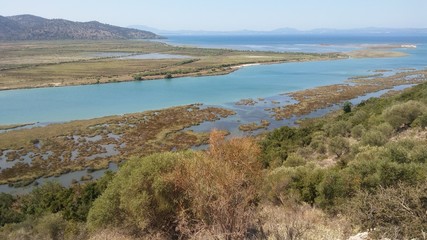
[0,35,426,125]
[162,35,427,52]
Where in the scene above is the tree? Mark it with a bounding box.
[343,101,352,113]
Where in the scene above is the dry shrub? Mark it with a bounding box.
[259,203,352,240]
[166,130,263,240]
[89,229,144,240]
[87,130,263,239]
[347,181,427,239]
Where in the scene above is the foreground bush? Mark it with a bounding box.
[348,181,427,239]
[87,131,263,239]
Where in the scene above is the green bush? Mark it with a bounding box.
[374,122,394,138]
[412,113,427,128]
[382,100,426,129]
[386,139,427,164]
[324,120,351,137]
[283,153,306,167]
[350,110,368,126]
[361,130,388,146]
[87,152,185,233]
[342,101,352,113]
[351,124,365,139]
[20,182,70,216]
[261,126,314,168]
[264,166,324,206]
[0,193,24,226]
[328,136,350,158]
[309,131,327,154]
[315,169,356,210]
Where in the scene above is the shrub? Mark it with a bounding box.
[412,113,427,128]
[324,120,351,137]
[342,101,352,113]
[360,130,387,146]
[88,131,263,239]
[168,131,262,239]
[283,153,306,167]
[382,100,426,129]
[328,136,350,158]
[347,181,427,239]
[350,110,368,126]
[0,193,24,226]
[133,74,143,80]
[261,126,314,168]
[34,213,67,240]
[315,170,356,210]
[374,122,394,138]
[87,152,184,235]
[309,131,327,154]
[386,139,427,164]
[350,124,365,139]
[20,182,70,216]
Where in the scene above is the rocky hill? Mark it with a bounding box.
[0,14,162,40]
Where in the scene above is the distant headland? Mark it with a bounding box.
[0,14,163,41]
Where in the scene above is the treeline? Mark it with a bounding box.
[2,83,427,239]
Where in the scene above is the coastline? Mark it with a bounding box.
[0,56,345,91]
[0,50,409,92]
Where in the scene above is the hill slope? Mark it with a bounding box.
[0,14,162,40]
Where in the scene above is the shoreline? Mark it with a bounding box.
[0,57,345,92]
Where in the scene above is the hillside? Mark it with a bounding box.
[0,14,162,40]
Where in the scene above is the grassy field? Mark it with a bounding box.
[0,40,346,90]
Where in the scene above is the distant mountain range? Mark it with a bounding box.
[130,25,427,36]
[0,15,163,41]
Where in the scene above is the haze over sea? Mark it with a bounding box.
[1,35,426,125]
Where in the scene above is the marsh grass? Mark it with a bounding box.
[0,105,235,184]
[271,69,427,120]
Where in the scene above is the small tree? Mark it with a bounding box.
[343,101,352,113]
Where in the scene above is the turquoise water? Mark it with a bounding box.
[0,38,426,125]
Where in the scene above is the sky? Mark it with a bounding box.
[1,0,426,31]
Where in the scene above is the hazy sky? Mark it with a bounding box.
[1,0,426,30]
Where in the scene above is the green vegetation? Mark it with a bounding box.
[2,83,427,239]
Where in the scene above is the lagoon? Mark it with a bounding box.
[0,39,426,125]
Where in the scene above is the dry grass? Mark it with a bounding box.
[347,50,407,58]
[259,203,353,240]
[89,229,143,240]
